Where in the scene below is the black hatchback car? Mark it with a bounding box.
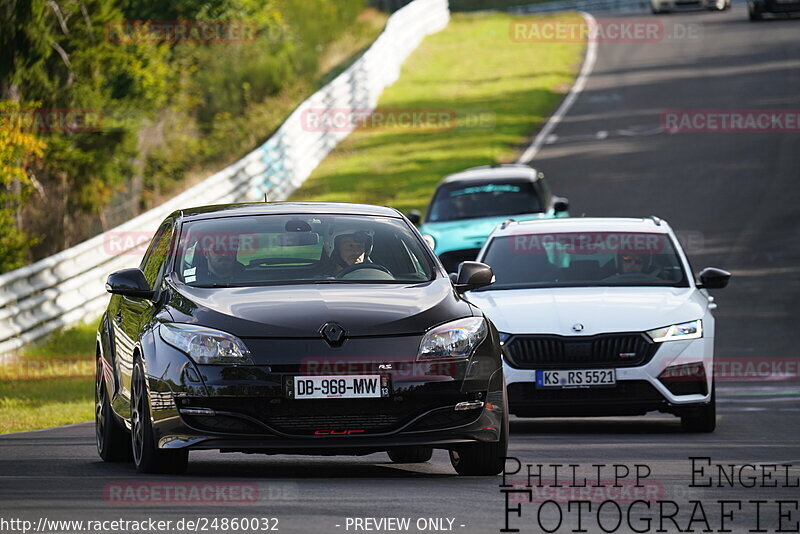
[96,202,508,475]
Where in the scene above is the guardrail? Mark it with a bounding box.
[0,0,449,355]
[506,0,648,13]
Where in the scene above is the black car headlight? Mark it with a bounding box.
[159,323,253,365]
[417,317,487,361]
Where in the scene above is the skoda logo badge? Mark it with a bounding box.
[572,323,584,333]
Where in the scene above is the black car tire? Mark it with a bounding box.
[131,359,189,474]
[387,447,434,464]
[681,381,716,433]
[748,3,763,20]
[96,359,130,462]
[449,389,509,476]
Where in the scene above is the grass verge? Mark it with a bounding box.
[0,379,94,434]
[17,322,98,360]
[0,322,97,434]
[290,11,586,215]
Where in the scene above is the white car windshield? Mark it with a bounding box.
[480,231,689,289]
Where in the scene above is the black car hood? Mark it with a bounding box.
[166,278,473,338]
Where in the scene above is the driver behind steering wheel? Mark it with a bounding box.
[618,252,649,274]
[323,230,373,275]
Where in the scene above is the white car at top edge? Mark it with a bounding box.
[650,0,730,14]
[465,216,730,432]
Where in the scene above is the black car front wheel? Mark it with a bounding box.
[131,359,188,474]
[449,421,508,476]
[96,359,130,462]
[449,392,509,476]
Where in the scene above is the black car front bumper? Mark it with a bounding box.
[144,335,506,454]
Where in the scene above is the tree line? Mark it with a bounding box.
[0,0,368,273]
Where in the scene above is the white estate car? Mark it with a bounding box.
[467,217,730,432]
[651,0,730,13]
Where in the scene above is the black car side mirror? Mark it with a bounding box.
[106,268,155,299]
[697,267,730,289]
[553,197,569,213]
[406,209,421,226]
[454,261,495,294]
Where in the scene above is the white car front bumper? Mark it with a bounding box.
[503,337,714,416]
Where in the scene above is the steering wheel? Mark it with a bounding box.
[248,257,321,267]
[335,263,393,279]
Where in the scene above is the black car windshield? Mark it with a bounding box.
[426,180,542,222]
[480,231,689,289]
[174,214,434,287]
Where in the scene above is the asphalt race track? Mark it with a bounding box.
[1,7,799,534]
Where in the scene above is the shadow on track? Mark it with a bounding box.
[509,416,685,435]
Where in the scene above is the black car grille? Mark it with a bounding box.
[438,249,481,273]
[265,413,400,434]
[184,397,431,436]
[504,333,658,369]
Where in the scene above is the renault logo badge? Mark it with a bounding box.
[320,322,346,347]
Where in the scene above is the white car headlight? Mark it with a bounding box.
[422,234,436,250]
[159,323,252,364]
[418,317,487,361]
[647,320,702,342]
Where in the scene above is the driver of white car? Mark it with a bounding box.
[619,252,647,274]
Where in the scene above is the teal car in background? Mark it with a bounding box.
[407,164,569,272]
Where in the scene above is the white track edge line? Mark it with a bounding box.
[516,11,599,164]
